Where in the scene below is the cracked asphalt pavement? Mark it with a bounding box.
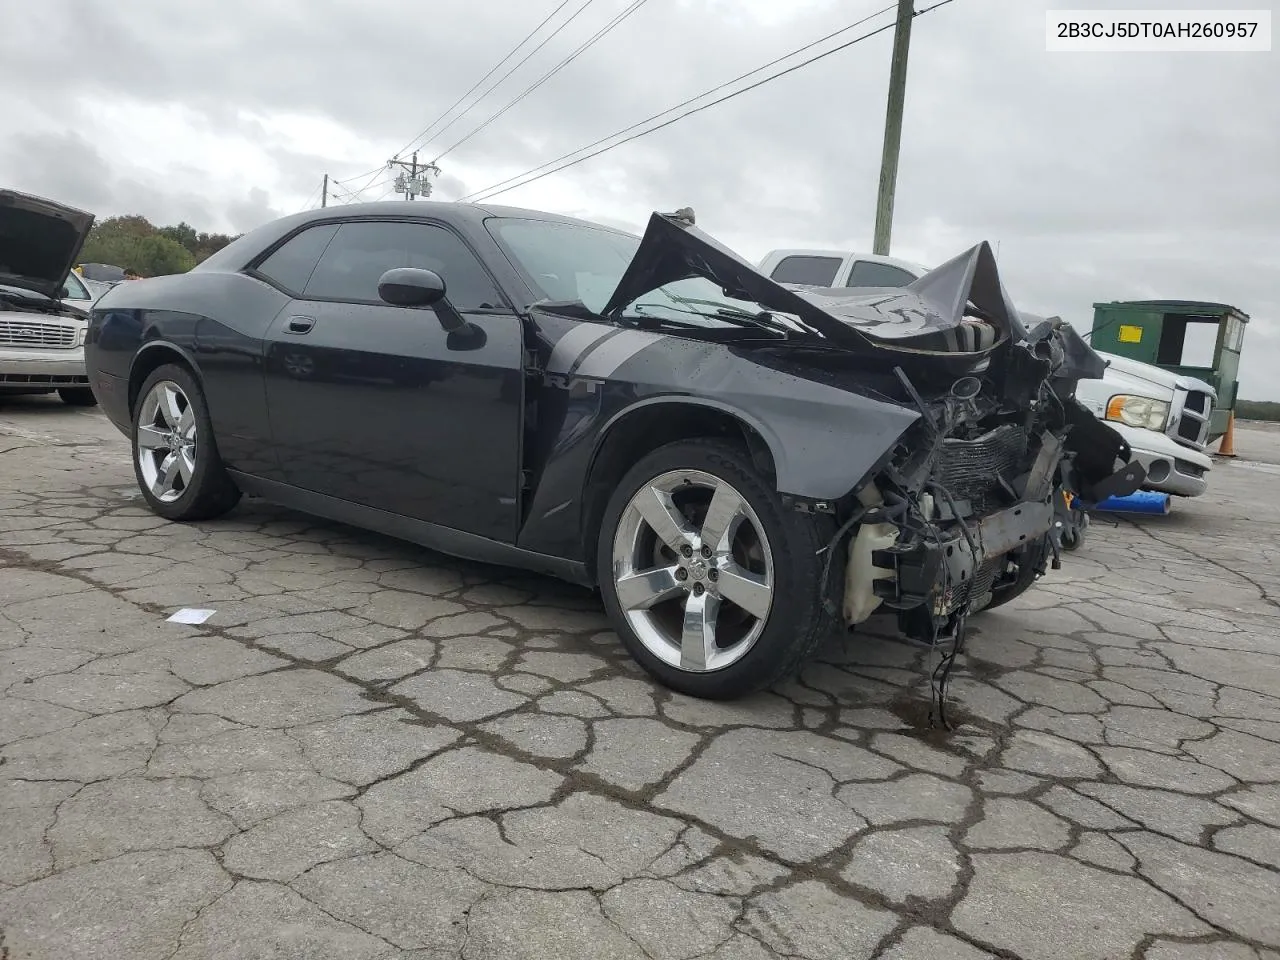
[2,399,1279,960]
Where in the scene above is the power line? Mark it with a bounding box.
[431,0,654,166]
[329,164,394,202]
[320,0,593,203]
[467,0,959,203]
[332,164,386,186]
[918,0,958,15]
[328,178,391,205]
[390,0,577,162]
[296,180,324,213]
[326,180,361,203]
[462,1,898,202]
[321,0,961,210]
[396,0,600,162]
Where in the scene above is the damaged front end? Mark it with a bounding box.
[826,250,1146,658]
[593,211,1143,691]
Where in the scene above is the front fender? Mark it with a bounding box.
[612,341,922,501]
[593,388,916,503]
[515,324,923,565]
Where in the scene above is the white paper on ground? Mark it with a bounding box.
[167,608,216,625]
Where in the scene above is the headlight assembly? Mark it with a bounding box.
[1105,394,1169,431]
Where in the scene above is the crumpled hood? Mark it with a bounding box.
[603,211,1053,356]
[1097,351,1217,398]
[0,189,95,300]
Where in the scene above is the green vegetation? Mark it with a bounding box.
[1236,400,1280,422]
[79,215,239,278]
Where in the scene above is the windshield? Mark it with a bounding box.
[0,282,50,302]
[62,271,91,300]
[487,217,771,327]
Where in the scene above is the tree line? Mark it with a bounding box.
[1237,399,1280,422]
[78,215,240,278]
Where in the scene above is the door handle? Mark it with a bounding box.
[286,316,315,334]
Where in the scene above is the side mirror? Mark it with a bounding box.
[378,267,445,307]
[378,267,466,332]
[447,323,487,352]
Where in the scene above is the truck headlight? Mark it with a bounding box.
[1105,394,1169,431]
[75,326,87,347]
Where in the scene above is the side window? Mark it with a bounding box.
[62,272,90,300]
[769,255,842,286]
[302,221,503,310]
[254,223,340,294]
[846,261,917,288]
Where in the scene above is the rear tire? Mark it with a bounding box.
[59,387,98,406]
[597,438,840,700]
[132,363,241,522]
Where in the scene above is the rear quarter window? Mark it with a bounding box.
[769,255,842,287]
[846,261,918,288]
[253,223,340,294]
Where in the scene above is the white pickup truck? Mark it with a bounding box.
[757,249,1216,497]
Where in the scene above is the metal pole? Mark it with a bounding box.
[321,173,328,208]
[409,152,418,200]
[872,0,914,256]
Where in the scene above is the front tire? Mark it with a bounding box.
[132,364,241,522]
[59,387,98,406]
[597,439,839,700]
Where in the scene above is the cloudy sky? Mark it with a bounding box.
[4,0,1277,396]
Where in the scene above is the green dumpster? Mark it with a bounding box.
[1089,299,1249,441]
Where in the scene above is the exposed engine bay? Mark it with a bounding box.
[827,314,1145,724]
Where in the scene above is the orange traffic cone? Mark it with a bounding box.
[1217,410,1237,458]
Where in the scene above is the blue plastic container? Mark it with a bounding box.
[1092,490,1171,515]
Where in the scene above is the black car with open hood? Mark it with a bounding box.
[85,199,1142,705]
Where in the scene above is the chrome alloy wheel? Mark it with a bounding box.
[136,380,197,503]
[612,469,774,673]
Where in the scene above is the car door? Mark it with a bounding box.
[260,217,524,544]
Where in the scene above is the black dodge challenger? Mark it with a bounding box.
[85,201,1141,700]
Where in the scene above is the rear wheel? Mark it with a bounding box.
[58,387,98,406]
[597,439,839,700]
[132,364,241,521]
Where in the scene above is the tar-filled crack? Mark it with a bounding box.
[1121,515,1280,615]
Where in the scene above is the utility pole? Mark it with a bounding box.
[388,152,440,201]
[872,0,914,256]
[321,174,328,208]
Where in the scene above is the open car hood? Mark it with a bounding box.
[0,189,95,300]
[603,211,1034,353]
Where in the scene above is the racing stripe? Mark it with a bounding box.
[572,329,666,380]
[545,323,616,375]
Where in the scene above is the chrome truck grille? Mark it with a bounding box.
[1172,387,1213,447]
[0,319,78,349]
[932,424,1029,516]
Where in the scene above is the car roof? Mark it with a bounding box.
[196,200,639,273]
[293,200,629,233]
